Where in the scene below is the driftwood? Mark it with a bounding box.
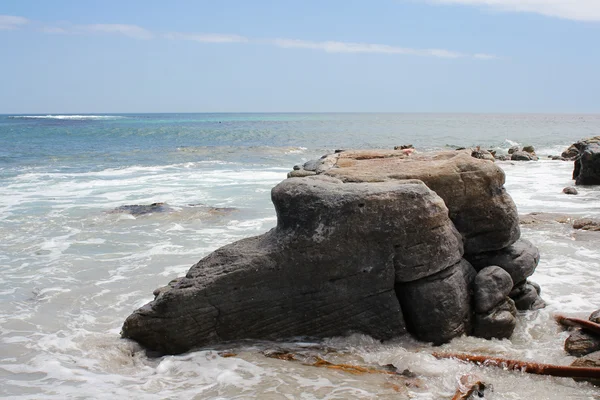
[433,352,600,380]
[555,314,600,336]
[451,375,489,400]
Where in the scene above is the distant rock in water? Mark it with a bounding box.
[570,136,600,185]
[110,202,171,216]
[109,202,237,218]
[122,149,542,355]
[563,186,578,195]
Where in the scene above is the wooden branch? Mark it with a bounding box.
[555,314,600,336]
[433,352,600,380]
[451,375,488,400]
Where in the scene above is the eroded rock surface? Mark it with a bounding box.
[122,149,540,354]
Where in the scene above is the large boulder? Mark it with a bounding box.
[122,176,463,354]
[572,137,600,185]
[122,150,537,354]
[317,150,520,254]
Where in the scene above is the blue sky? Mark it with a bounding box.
[1,0,599,113]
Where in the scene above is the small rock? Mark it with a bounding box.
[394,144,414,150]
[528,280,541,295]
[573,218,600,231]
[571,351,600,386]
[287,169,317,178]
[509,281,546,310]
[465,239,540,285]
[303,159,320,171]
[471,149,495,162]
[563,187,578,195]
[334,149,345,153]
[110,202,170,216]
[565,329,600,357]
[508,146,519,155]
[293,165,301,170]
[511,151,533,161]
[590,309,600,324]
[473,266,513,313]
[522,145,536,154]
[495,155,510,161]
[472,298,517,340]
[562,145,579,160]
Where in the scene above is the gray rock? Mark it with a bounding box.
[396,259,476,345]
[287,169,317,178]
[528,280,541,295]
[573,137,600,185]
[109,202,170,216]
[590,309,600,324]
[522,145,536,154]
[509,281,546,310]
[508,146,519,155]
[465,239,540,284]
[563,186,578,195]
[293,164,302,170]
[472,298,517,340]
[495,155,510,161]
[302,159,320,171]
[511,151,533,161]
[565,329,600,357]
[122,177,465,354]
[473,266,513,313]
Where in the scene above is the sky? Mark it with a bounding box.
[1,0,599,113]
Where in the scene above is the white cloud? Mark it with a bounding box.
[272,38,492,59]
[82,24,154,39]
[40,26,69,34]
[0,15,29,30]
[164,32,248,43]
[428,0,600,22]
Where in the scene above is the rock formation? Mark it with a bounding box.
[122,149,543,355]
[565,136,600,185]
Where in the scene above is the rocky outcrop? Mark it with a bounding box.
[569,137,600,185]
[122,149,540,355]
[316,150,520,255]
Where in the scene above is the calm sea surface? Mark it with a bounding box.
[1,113,600,399]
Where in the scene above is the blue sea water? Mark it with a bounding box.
[1,113,600,399]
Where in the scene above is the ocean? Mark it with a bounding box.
[1,113,599,399]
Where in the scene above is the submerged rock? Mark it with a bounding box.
[109,202,170,216]
[563,186,578,195]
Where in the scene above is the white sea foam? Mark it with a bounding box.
[10,115,126,120]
